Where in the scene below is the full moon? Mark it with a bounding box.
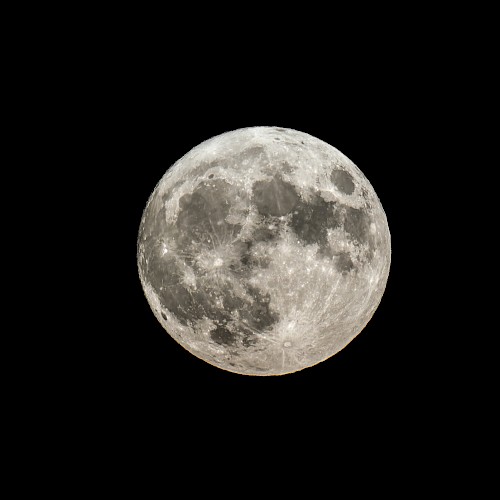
[137,127,391,375]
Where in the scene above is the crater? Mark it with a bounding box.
[330,169,355,195]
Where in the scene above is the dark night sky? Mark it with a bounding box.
[100,69,427,417]
[76,35,455,472]
[26,7,483,492]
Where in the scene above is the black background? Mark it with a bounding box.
[96,65,434,432]
[13,3,493,493]
[60,16,465,487]
[8,2,491,493]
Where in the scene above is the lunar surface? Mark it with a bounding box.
[137,126,391,375]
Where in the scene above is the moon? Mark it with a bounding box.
[137,126,391,375]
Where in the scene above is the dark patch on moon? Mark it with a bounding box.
[330,169,355,195]
[238,223,281,271]
[143,224,280,342]
[252,175,299,216]
[221,292,246,313]
[288,194,375,262]
[290,195,340,253]
[335,252,355,274]
[208,173,214,179]
[240,245,271,270]
[240,285,278,332]
[210,325,237,346]
[253,222,280,244]
[142,178,372,336]
[212,285,278,347]
[343,206,371,246]
[242,334,258,348]
[176,179,242,249]
[144,252,185,312]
